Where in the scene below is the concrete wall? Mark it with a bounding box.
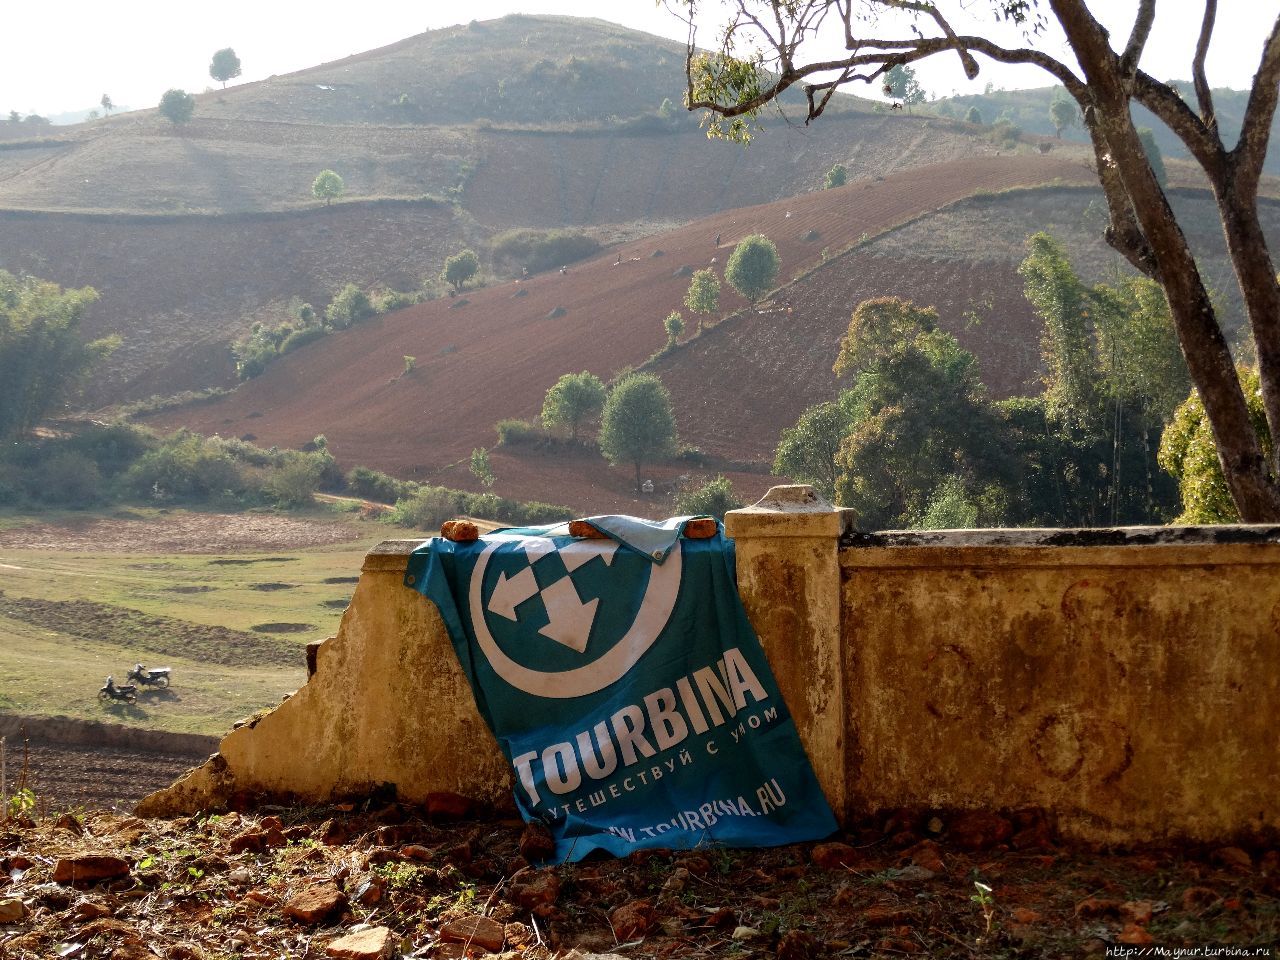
[141,487,1280,845]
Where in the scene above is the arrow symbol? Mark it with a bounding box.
[487,565,539,621]
[538,576,599,654]
[559,540,618,573]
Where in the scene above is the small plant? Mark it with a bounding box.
[5,786,35,820]
[470,447,495,488]
[403,355,416,374]
[971,880,996,943]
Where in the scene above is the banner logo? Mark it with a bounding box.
[468,537,682,698]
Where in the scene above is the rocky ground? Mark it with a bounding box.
[1,799,1276,959]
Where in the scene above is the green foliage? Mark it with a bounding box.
[687,50,766,143]
[824,163,847,189]
[280,325,327,355]
[0,270,112,440]
[599,373,678,490]
[495,417,545,446]
[1049,93,1077,137]
[312,169,345,206]
[490,228,601,275]
[965,106,983,125]
[209,48,242,87]
[674,475,741,520]
[403,355,416,374]
[325,283,374,329]
[442,249,480,293]
[28,450,104,506]
[158,89,195,125]
[989,119,1022,149]
[122,431,246,503]
[663,310,685,347]
[1159,370,1270,523]
[1138,127,1168,187]
[346,466,417,504]
[773,399,854,502]
[725,234,780,302]
[883,65,925,108]
[540,371,606,441]
[264,452,326,508]
[683,268,720,323]
[470,447,495,488]
[390,485,463,530]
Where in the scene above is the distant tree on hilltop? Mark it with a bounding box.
[442,250,480,293]
[599,373,678,492]
[210,48,242,88]
[1049,93,1077,138]
[965,106,983,125]
[100,94,113,117]
[684,268,720,330]
[824,163,847,189]
[312,169,344,206]
[158,89,195,125]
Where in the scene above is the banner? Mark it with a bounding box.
[405,516,836,862]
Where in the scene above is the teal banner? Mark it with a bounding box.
[405,517,836,862]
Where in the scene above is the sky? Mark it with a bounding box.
[3,1,1278,119]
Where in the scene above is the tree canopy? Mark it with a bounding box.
[683,268,721,322]
[210,48,242,88]
[312,169,344,206]
[442,249,480,293]
[158,89,195,125]
[541,371,606,441]
[0,271,114,440]
[673,0,1280,521]
[599,373,678,490]
[725,233,780,302]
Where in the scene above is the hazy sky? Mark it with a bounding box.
[4,1,1278,117]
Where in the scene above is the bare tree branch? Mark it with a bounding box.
[1193,0,1219,132]
[1133,71,1227,182]
[877,0,981,79]
[1230,15,1280,197]
[1119,0,1156,75]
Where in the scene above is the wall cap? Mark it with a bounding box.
[363,538,427,573]
[843,525,1280,549]
[725,485,855,539]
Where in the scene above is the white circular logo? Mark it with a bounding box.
[468,537,682,698]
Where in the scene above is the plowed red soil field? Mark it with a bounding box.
[152,156,1090,511]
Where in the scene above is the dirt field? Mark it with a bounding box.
[0,510,366,553]
[149,155,1092,511]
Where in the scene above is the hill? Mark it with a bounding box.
[0,15,1080,404]
[145,155,1096,516]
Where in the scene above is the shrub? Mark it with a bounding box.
[824,163,847,189]
[725,234,781,302]
[280,325,328,355]
[390,485,462,530]
[495,418,543,446]
[264,453,325,508]
[346,466,417,504]
[326,283,375,329]
[674,475,742,521]
[29,451,103,507]
[66,423,154,477]
[490,228,601,274]
[122,432,245,502]
[513,500,573,525]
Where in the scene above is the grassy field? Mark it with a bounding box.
[0,507,418,736]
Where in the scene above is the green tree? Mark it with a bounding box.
[325,283,373,328]
[100,94,113,117]
[1137,127,1168,187]
[158,88,195,125]
[675,475,742,520]
[1049,93,1077,138]
[823,163,847,189]
[883,64,925,111]
[964,106,983,125]
[677,1,1280,521]
[1160,369,1270,524]
[725,233,779,302]
[442,249,480,293]
[264,452,324,508]
[312,169,344,206]
[6,110,18,124]
[773,399,854,502]
[599,373,678,491]
[541,371,607,441]
[209,48,242,88]
[470,447,495,488]
[663,310,685,349]
[683,268,720,329]
[0,271,114,440]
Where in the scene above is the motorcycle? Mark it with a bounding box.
[127,663,171,688]
[99,676,137,704]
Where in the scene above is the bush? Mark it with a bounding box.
[29,451,103,507]
[390,485,463,530]
[264,453,325,508]
[674,475,742,521]
[280,325,328,355]
[513,500,573,525]
[490,228,602,274]
[346,466,418,504]
[66,423,154,477]
[495,418,544,446]
[326,283,375,329]
[122,432,245,502]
